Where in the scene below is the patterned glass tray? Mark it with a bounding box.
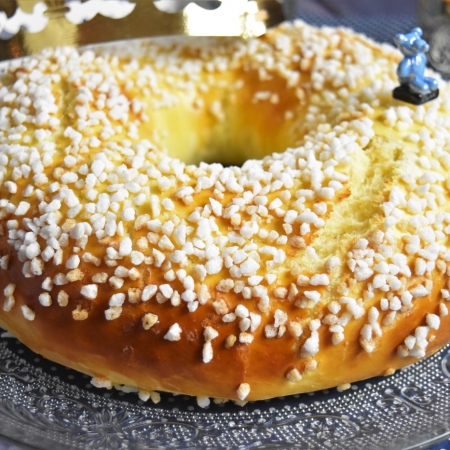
[0,18,450,449]
[1,329,450,450]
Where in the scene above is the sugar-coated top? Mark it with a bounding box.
[1,21,450,403]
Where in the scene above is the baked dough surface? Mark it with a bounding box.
[0,21,450,403]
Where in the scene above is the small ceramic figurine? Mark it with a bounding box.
[393,27,439,105]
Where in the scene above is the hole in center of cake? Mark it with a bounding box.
[161,120,295,167]
[144,84,299,166]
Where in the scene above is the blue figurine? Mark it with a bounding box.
[393,27,439,105]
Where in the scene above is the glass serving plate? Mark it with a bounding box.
[0,20,450,450]
[1,329,450,450]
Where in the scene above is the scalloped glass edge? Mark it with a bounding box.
[1,328,450,450]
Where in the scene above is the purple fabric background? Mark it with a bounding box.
[287,0,417,16]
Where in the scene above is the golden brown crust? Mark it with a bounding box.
[0,265,449,400]
[0,21,450,402]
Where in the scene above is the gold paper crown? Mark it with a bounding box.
[0,0,285,61]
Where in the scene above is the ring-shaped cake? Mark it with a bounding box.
[0,21,449,405]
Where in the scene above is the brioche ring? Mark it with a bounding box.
[0,21,450,404]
